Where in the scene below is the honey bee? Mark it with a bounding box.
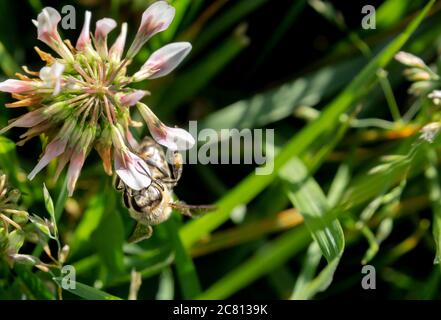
[115,136,214,243]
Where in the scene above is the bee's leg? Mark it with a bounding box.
[162,152,183,187]
[172,201,193,217]
[114,176,125,191]
[128,223,153,244]
[171,152,183,182]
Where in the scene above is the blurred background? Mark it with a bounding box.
[1,0,441,300]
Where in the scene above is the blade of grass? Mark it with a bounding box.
[280,157,344,262]
[53,278,122,300]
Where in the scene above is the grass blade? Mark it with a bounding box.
[53,278,122,300]
[280,157,344,262]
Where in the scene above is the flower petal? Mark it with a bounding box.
[109,22,128,61]
[37,7,61,44]
[134,42,191,80]
[154,126,195,151]
[0,109,46,134]
[95,18,117,40]
[126,1,175,58]
[136,102,195,151]
[28,138,67,180]
[120,90,147,107]
[0,79,35,93]
[95,18,117,57]
[139,1,175,35]
[66,150,86,196]
[76,11,92,51]
[114,150,151,190]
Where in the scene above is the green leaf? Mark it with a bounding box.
[53,278,122,300]
[180,0,434,249]
[280,157,344,262]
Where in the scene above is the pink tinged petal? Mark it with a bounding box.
[139,1,175,36]
[126,129,139,150]
[120,90,147,107]
[75,11,92,51]
[134,42,191,80]
[126,1,175,58]
[154,126,195,151]
[0,79,35,93]
[136,102,195,151]
[66,151,86,196]
[76,11,92,51]
[95,18,117,40]
[54,147,73,181]
[37,7,61,44]
[109,22,128,61]
[95,18,117,57]
[0,110,46,134]
[36,7,73,61]
[114,150,152,190]
[28,138,67,180]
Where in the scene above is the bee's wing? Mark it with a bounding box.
[169,202,217,217]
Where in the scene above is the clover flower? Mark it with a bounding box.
[0,1,195,196]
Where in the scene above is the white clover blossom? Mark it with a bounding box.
[0,2,193,196]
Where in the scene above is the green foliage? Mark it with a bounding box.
[1,0,441,300]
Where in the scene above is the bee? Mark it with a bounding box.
[115,136,214,243]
